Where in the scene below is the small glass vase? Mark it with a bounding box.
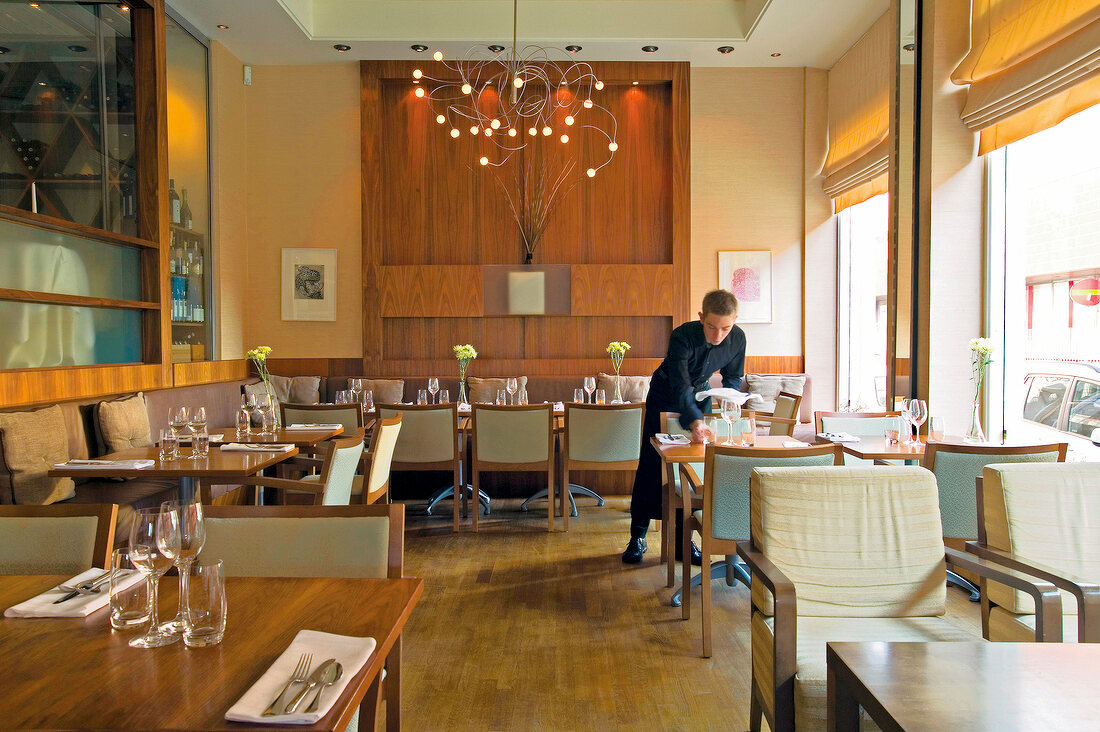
[965,401,985,443]
[611,373,624,404]
[458,378,468,406]
[263,380,281,430]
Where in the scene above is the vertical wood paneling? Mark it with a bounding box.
[383,318,526,360]
[524,317,672,359]
[378,266,483,317]
[172,360,249,387]
[570,265,675,315]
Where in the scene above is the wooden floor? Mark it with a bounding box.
[398,496,982,732]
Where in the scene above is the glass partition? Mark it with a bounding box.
[0,300,142,368]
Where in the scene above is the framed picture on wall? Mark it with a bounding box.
[717,251,772,324]
[281,248,336,321]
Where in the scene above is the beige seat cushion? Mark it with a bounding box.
[246,376,322,406]
[988,604,1079,643]
[596,373,650,402]
[68,477,179,543]
[96,392,153,453]
[358,379,404,405]
[754,613,977,732]
[468,376,528,404]
[0,405,74,505]
[745,374,806,414]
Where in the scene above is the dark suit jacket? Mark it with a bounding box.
[648,321,746,429]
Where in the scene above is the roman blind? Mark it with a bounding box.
[951,0,1100,153]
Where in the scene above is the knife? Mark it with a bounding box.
[53,571,113,604]
[283,658,337,714]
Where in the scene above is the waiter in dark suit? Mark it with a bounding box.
[622,289,746,564]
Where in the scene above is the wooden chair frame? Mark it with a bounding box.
[359,414,402,505]
[377,403,463,532]
[234,430,366,505]
[968,476,1100,643]
[679,443,841,656]
[202,503,404,731]
[560,403,645,532]
[0,503,117,569]
[753,391,802,437]
[470,404,555,532]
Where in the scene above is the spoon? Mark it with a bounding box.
[304,662,342,713]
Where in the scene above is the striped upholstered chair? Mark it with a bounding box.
[968,462,1100,643]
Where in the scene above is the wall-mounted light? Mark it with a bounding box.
[641,45,658,53]
[717,46,734,54]
[903,43,916,52]
[333,44,351,52]
[565,45,582,53]
[632,81,639,85]
[411,44,428,52]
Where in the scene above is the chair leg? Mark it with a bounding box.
[547,466,555,532]
[357,674,383,731]
[701,533,712,658]
[385,637,402,732]
[561,465,569,532]
[681,512,692,621]
[453,464,461,533]
[664,471,676,588]
[749,683,763,732]
[947,569,981,602]
[472,471,480,532]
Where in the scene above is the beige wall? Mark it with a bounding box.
[690,67,807,358]
[209,52,363,359]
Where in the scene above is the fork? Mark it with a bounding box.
[262,652,312,717]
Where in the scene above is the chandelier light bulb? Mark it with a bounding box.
[513,77,524,88]
[565,115,574,126]
[490,119,501,129]
[414,87,425,97]
[412,69,422,79]
[586,168,596,178]
[583,99,593,108]
[560,134,569,143]
[450,128,460,138]
[479,156,489,166]
[608,141,618,152]
[542,126,552,136]
[595,80,604,90]
[461,83,472,95]
[508,128,518,137]
[470,125,479,135]
[484,128,493,136]
[433,50,443,61]
[528,127,537,136]
[436,114,446,124]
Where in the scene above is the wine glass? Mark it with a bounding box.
[169,407,189,453]
[158,499,206,634]
[506,377,518,405]
[427,377,439,404]
[583,376,596,404]
[348,378,363,400]
[128,507,181,648]
[187,407,207,458]
[907,399,929,444]
[720,399,741,445]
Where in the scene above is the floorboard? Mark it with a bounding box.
[396,496,982,731]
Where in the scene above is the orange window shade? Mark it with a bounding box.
[978,73,1100,153]
[832,172,888,214]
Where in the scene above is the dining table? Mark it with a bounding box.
[0,573,423,731]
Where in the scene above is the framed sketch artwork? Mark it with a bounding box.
[718,251,772,323]
[281,248,336,321]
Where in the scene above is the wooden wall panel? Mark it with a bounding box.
[571,265,675,316]
[172,359,249,387]
[383,318,526,360]
[0,364,166,408]
[524,317,672,359]
[745,356,805,374]
[378,266,483,317]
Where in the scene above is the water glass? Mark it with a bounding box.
[335,390,349,405]
[192,428,210,458]
[742,416,756,446]
[235,408,251,439]
[159,429,178,461]
[517,387,529,406]
[438,389,450,404]
[574,388,585,404]
[884,416,902,444]
[417,389,429,405]
[594,389,606,405]
[183,560,227,648]
[362,390,374,412]
[110,549,149,630]
[929,416,945,441]
[496,389,508,406]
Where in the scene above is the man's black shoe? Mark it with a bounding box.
[621,537,648,564]
[675,540,704,566]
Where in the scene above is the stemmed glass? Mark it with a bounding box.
[169,407,189,457]
[720,399,741,445]
[348,378,363,401]
[583,376,596,404]
[907,399,929,445]
[506,377,518,405]
[127,507,181,648]
[427,377,439,404]
[187,407,207,458]
[158,499,206,634]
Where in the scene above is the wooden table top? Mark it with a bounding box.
[649,434,797,462]
[210,426,344,447]
[49,445,299,480]
[827,641,1100,731]
[0,574,423,731]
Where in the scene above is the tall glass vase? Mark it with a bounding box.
[458,363,469,405]
[965,401,985,443]
[263,379,281,430]
[612,373,624,404]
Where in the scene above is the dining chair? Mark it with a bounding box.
[923,441,1067,601]
[0,504,117,574]
[737,466,1061,732]
[968,462,1100,643]
[202,503,403,732]
[280,402,365,456]
[351,414,402,504]
[235,430,366,506]
[815,410,903,465]
[470,404,555,531]
[753,391,802,437]
[377,403,468,532]
[557,403,644,531]
[679,443,841,656]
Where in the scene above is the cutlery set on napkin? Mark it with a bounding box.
[178,433,225,443]
[4,568,144,618]
[817,432,861,443]
[284,423,343,431]
[655,433,691,445]
[220,443,294,452]
[53,459,156,470]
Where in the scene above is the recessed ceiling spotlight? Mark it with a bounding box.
[333,44,351,52]
[411,44,428,53]
[717,46,735,54]
[488,44,505,53]
[0,47,10,54]
[67,45,88,52]
[119,4,129,11]
[770,52,782,57]
[903,43,916,52]
[216,24,229,30]
[566,45,582,53]
[642,45,658,53]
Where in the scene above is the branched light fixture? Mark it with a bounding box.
[411,0,620,262]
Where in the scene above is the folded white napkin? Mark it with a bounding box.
[179,433,225,443]
[225,629,377,725]
[4,568,144,618]
[220,443,294,452]
[695,387,763,406]
[53,459,155,469]
[783,440,811,448]
[553,402,565,412]
[285,424,343,430]
[656,433,690,445]
[818,432,860,443]
[457,404,471,413]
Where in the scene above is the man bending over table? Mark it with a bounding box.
[622,289,745,564]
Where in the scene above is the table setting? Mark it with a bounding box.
[53,458,156,470]
[4,567,144,618]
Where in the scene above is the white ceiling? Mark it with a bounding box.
[167,0,888,68]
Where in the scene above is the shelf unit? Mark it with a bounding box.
[169,223,210,363]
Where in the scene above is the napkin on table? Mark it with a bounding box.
[53,459,155,470]
[285,424,343,431]
[817,432,860,443]
[4,568,144,618]
[179,434,225,443]
[220,443,294,453]
[655,433,690,446]
[783,440,811,448]
[225,629,377,725]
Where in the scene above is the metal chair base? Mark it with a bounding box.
[519,483,605,517]
[947,569,981,602]
[670,555,750,608]
[425,484,490,516]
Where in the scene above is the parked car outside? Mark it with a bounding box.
[1019,361,1100,461]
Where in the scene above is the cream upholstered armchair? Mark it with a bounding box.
[737,466,1062,732]
[0,504,116,573]
[351,414,402,505]
[968,462,1100,643]
[234,431,365,506]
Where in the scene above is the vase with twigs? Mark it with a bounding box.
[606,341,631,404]
[492,160,581,264]
[453,344,478,406]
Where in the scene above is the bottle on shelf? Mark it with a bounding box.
[169,232,178,275]
[192,242,203,276]
[181,188,193,230]
[168,178,181,225]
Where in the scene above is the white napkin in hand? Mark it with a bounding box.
[225,629,377,725]
[220,443,294,452]
[656,433,690,445]
[285,424,342,431]
[53,459,155,470]
[695,387,762,406]
[4,568,143,618]
[783,440,811,448]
